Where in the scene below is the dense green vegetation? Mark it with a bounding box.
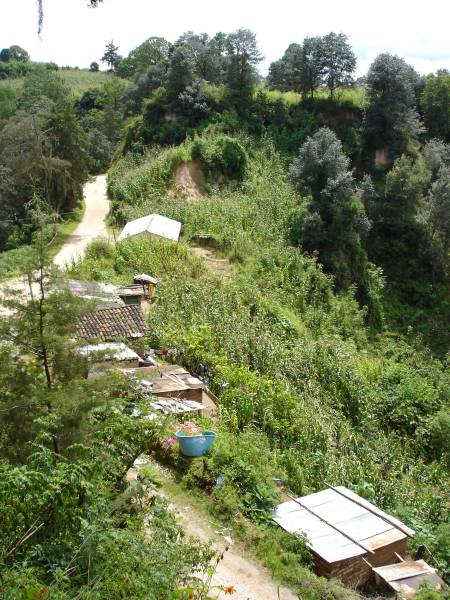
[1,27,449,600]
[0,61,126,252]
[66,128,449,596]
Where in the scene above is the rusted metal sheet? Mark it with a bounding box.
[150,398,204,415]
[365,527,405,551]
[373,560,445,598]
[373,560,434,582]
[389,573,445,598]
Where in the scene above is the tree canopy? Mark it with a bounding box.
[267,32,356,97]
[364,53,420,162]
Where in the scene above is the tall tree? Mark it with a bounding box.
[19,68,70,109]
[176,32,225,83]
[421,73,450,140]
[420,165,450,273]
[422,139,450,179]
[0,48,10,62]
[124,63,168,114]
[364,53,420,164]
[0,101,88,248]
[101,40,121,72]
[0,203,88,453]
[368,154,432,283]
[225,28,263,104]
[267,43,303,92]
[166,45,195,102]
[6,45,30,62]
[116,37,171,79]
[289,127,369,287]
[321,32,356,98]
[299,36,325,98]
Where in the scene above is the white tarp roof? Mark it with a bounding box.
[75,342,140,362]
[118,214,181,242]
[273,486,414,564]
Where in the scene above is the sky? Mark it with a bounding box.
[2,0,450,76]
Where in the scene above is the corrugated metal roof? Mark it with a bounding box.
[373,560,445,598]
[273,487,414,564]
[118,214,181,242]
[75,342,140,362]
[134,273,158,285]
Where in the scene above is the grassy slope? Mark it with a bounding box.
[265,85,367,108]
[59,68,115,96]
[69,139,450,596]
[3,68,114,97]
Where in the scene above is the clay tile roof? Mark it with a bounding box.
[77,305,148,341]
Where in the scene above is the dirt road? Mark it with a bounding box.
[53,175,109,268]
[0,175,110,313]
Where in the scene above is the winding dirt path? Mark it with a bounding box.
[129,461,298,600]
[53,175,109,268]
[165,495,298,600]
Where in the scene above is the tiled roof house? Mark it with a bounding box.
[77,305,148,342]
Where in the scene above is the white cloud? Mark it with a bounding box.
[1,0,450,76]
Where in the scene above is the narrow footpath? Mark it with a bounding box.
[129,460,298,600]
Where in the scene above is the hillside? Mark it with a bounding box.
[66,134,449,597]
[0,30,449,600]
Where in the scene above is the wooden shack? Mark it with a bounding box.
[273,486,415,588]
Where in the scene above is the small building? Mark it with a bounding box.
[126,365,218,416]
[77,304,148,356]
[76,342,141,370]
[372,559,445,598]
[118,214,181,243]
[273,486,415,588]
[117,274,158,317]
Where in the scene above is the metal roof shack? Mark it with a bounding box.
[273,486,415,588]
[118,214,181,243]
[372,559,445,598]
[76,342,141,362]
[134,273,158,285]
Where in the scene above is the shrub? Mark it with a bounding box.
[190,135,247,179]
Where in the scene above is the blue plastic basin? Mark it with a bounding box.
[175,430,217,457]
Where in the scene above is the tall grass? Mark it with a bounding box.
[264,86,367,108]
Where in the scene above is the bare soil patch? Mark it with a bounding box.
[172,161,205,202]
[191,246,232,279]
